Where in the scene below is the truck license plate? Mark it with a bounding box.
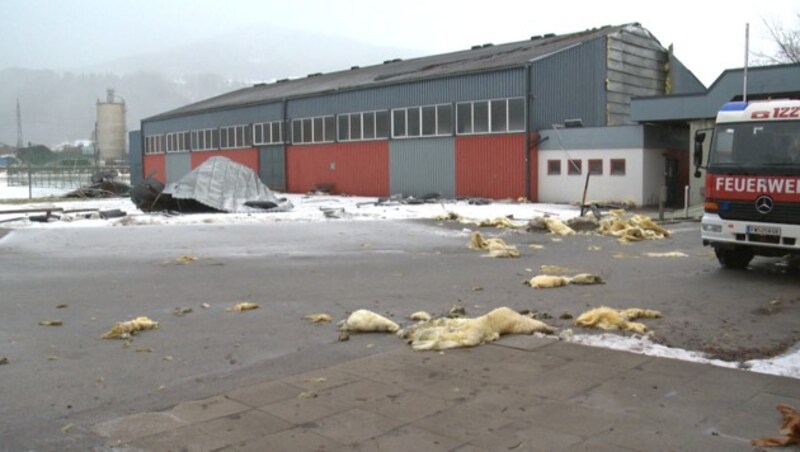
[747,225,781,236]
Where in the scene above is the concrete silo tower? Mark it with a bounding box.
[96,89,126,164]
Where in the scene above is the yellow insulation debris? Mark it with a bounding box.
[543,218,576,236]
[101,316,159,339]
[467,231,520,258]
[304,313,333,324]
[338,309,399,333]
[598,214,670,243]
[398,307,554,351]
[227,302,260,312]
[574,306,661,334]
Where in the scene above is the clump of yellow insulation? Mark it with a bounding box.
[101,317,159,339]
[338,309,400,333]
[598,213,670,243]
[574,306,662,334]
[468,231,520,258]
[397,307,554,351]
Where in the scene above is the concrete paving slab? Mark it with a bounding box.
[467,419,584,451]
[258,392,355,424]
[409,403,516,442]
[519,361,628,400]
[231,427,344,452]
[569,368,692,415]
[360,389,457,423]
[350,424,464,452]
[170,395,251,424]
[312,407,406,445]
[224,380,299,408]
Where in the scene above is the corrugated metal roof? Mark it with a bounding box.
[146,23,649,122]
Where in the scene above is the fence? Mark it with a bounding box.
[5,165,131,189]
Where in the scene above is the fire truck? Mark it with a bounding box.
[694,99,800,269]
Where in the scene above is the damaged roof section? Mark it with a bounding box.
[131,157,292,214]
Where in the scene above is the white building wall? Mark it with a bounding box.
[641,148,666,206]
[538,149,646,205]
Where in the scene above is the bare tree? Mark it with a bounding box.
[756,15,800,64]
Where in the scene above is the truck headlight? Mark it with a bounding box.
[702,223,722,233]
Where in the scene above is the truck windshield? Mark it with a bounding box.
[709,120,800,168]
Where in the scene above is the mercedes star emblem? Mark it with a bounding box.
[755,195,774,214]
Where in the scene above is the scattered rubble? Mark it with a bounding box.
[38,320,63,326]
[101,317,159,339]
[397,307,554,351]
[598,213,670,243]
[447,305,467,318]
[543,217,576,236]
[574,307,662,334]
[173,307,193,317]
[0,356,8,365]
[752,403,800,447]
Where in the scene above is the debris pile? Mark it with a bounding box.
[435,212,524,229]
[304,313,333,324]
[227,302,260,312]
[574,307,662,334]
[467,231,520,258]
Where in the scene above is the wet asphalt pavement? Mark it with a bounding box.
[0,219,798,448]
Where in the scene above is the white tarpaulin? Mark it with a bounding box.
[163,156,286,213]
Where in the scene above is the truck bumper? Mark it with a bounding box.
[701,213,800,254]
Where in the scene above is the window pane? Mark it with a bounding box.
[191,132,198,150]
[491,99,507,132]
[589,159,603,175]
[211,129,219,148]
[350,113,362,140]
[312,118,322,142]
[324,117,335,142]
[376,111,389,138]
[393,109,406,137]
[474,101,489,133]
[421,106,436,136]
[547,160,561,175]
[254,124,262,144]
[338,115,349,141]
[437,105,453,135]
[274,122,283,143]
[293,120,302,143]
[611,159,626,175]
[508,98,525,131]
[220,129,229,148]
[363,112,375,139]
[456,103,472,134]
[408,107,420,136]
[567,159,582,175]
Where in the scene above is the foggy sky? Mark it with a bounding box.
[2,0,798,86]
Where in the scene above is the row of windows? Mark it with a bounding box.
[144,97,527,153]
[547,158,627,176]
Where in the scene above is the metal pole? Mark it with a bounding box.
[743,23,749,102]
[27,146,32,200]
[684,185,690,218]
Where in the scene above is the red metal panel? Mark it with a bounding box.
[528,131,539,202]
[191,148,259,174]
[143,154,166,183]
[455,134,526,199]
[286,142,389,196]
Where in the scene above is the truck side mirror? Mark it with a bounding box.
[693,131,705,178]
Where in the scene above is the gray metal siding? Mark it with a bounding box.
[144,102,284,135]
[668,54,705,94]
[538,125,644,150]
[259,145,286,191]
[128,130,143,186]
[606,29,668,125]
[288,69,525,117]
[643,124,690,150]
[165,152,191,184]
[530,37,607,130]
[390,138,455,197]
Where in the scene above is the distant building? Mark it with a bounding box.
[131,23,708,205]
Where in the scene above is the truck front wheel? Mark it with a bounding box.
[714,247,754,269]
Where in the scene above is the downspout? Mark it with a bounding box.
[524,64,532,200]
[282,98,288,192]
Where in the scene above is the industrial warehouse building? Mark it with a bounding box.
[131,23,708,206]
